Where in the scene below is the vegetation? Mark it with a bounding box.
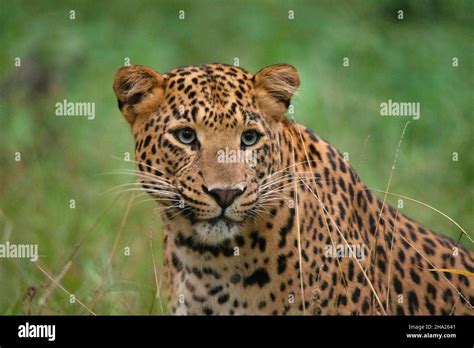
[0,0,472,314]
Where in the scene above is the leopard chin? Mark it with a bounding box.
[193,219,239,245]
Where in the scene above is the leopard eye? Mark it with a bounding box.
[174,128,196,145]
[241,130,261,147]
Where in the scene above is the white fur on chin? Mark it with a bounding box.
[193,219,239,244]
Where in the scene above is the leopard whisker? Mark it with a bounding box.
[133,197,181,206]
[153,203,183,215]
[260,173,324,190]
[260,179,313,196]
[106,170,175,187]
[166,207,193,221]
[105,181,176,195]
[259,160,321,183]
[110,156,172,182]
[111,187,177,198]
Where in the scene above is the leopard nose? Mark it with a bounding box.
[203,186,245,209]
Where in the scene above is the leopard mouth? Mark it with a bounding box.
[206,216,236,226]
[196,206,242,225]
[193,216,240,244]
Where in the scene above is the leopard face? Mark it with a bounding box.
[113,63,299,244]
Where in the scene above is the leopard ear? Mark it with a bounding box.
[113,65,165,125]
[254,63,300,121]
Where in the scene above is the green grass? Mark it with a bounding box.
[0,0,472,314]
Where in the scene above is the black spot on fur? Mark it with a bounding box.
[243,268,270,288]
[277,254,287,274]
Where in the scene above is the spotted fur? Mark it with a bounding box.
[113,63,473,315]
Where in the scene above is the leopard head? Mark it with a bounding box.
[113,63,299,244]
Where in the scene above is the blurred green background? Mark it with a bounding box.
[0,0,472,314]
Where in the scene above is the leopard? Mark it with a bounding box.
[113,63,473,315]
